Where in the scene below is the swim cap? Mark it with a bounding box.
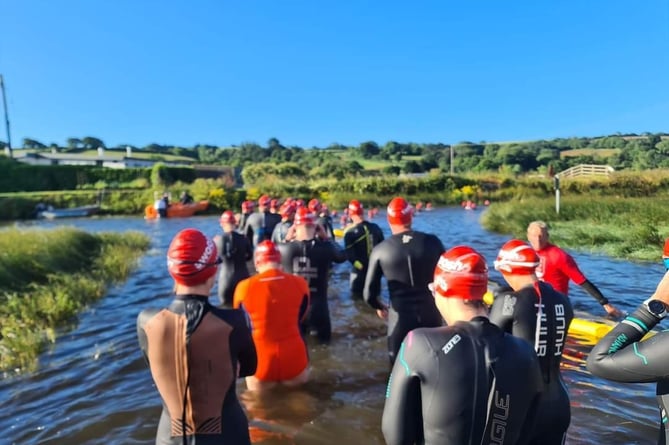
[241,200,254,213]
[308,199,321,213]
[387,197,413,225]
[494,239,540,275]
[663,238,669,258]
[258,195,271,207]
[255,240,281,265]
[348,199,364,216]
[279,202,296,218]
[167,228,219,286]
[219,210,236,224]
[294,207,315,226]
[432,246,488,300]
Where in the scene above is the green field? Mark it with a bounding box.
[560,148,621,158]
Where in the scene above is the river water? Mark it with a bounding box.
[0,207,664,445]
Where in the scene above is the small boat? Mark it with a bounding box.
[144,200,209,219]
[39,205,101,220]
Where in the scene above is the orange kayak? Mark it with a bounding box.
[144,200,209,219]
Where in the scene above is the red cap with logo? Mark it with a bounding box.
[241,200,254,213]
[279,202,296,218]
[348,199,364,216]
[167,228,219,286]
[294,207,315,226]
[432,246,488,300]
[219,210,236,224]
[255,240,281,265]
[258,195,271,207]
[494,239,540,275]
[387,197,413,225]
[308,199,321,213]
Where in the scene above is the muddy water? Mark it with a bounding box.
[0,207,664,444]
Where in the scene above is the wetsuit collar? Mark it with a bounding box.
[174,294,209,302]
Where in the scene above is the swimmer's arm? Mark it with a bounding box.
[234,311,257,378]
[382,332,426,445]
[487,293,514,334]
[363,249,385,310]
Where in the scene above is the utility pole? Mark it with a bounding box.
[0,75,12,159]
[449,144,454,175]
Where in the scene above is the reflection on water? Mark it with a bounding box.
[0,208,664,444]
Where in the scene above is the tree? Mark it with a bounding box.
[358,141,380,159]
[67,138,82,150]
[82,136,105,149]
[22,138,46,149]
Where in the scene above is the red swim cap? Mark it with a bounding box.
[241,200,254,212]
[494,239,540,275]
[294,207,315,226]
[387,197,413,225]
[255,240,281,265]
[348,199,364,216]
[167,228,219,286]
[258,195,271,207]
[432,246,488,300]
[219,210,236,224]
[279,202,296,218]
[663,238,669,258]
[308,198,321,212]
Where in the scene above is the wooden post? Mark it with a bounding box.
[554,175,560,214]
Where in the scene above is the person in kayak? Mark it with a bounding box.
[382,246,543,445]
[364,196,445,365]
[213,210,252,307]
[233,240,311,391]
[489,239,574,445]
[343,199,384,300]
[277,207,347,343]
[527,220,623,317]
[587,268,669,445]
[137,228,257,445]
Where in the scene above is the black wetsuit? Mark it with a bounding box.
[488,281,574,445]
[214,231,252,307]
[363,230,445,365]
[137,295,257,445]
[271,220,292,244]
[237,211,253,236]
[587,303,669,445]
[278,238,347,343]
[316,214,335,240]
[244,211,281,249]
[382,317,543,445]
[343,220,384,299]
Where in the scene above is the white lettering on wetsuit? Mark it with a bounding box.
[293,256,318,293]
[489,392,510,445]
[441,334,461,355]
[554,304,566,356]
[535,302,548,356]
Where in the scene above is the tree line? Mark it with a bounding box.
[3,132,669,178]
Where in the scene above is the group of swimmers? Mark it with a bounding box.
[136,195,669,445]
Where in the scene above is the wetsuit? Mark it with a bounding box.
[278,238,347,343]
[233,269,310,381]
[363,230,445,365]
[271,220,292,244]
[137,295,257,445]
[213,231,252,307]
[535,243,609,305]
[382,317,543,445]
[587,303,669,445]
[488,281,574,445]
[343,220,384,299]
[237,211,253,236]
[316,214,335,240]
[244,211,282,248]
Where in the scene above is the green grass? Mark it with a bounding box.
[480,194,669,262]
[560,148,621,158]
[0,228,150,372]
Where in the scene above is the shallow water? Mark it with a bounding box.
[0,207,664,444]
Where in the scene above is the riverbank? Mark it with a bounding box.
[480,194,669,262]
[0,227,150,372]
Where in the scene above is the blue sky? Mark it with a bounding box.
[1,0,668,149]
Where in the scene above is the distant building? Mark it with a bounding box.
[14,150,195,169]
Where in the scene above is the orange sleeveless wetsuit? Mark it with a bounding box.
[233,268,310,381]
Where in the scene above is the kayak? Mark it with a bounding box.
[333,228,344,238]
[144,200,209,219]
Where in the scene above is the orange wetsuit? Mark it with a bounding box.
[234,268,310,381]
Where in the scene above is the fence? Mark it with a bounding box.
[557,164,614,179]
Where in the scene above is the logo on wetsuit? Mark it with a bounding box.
[489,391,510,445]
[441,334,462,355]
[293,256,318,292]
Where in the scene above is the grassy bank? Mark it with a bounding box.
[0,227,150,372]
[480,194,669,262]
